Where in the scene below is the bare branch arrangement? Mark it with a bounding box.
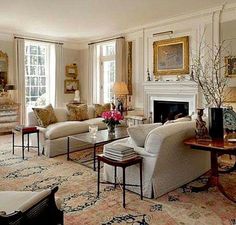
[191,36,230,108]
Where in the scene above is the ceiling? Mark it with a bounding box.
[0,0,234,42]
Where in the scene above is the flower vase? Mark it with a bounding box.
[208,108,224,140]
[107,124,115,135]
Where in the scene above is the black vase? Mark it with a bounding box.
[208,108,224,140]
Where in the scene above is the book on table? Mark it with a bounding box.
[104,144,138,161]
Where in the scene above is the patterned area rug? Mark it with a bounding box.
[0,135,235,225]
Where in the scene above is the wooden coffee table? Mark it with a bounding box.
[67,127,129,171]
[184,138,236,203]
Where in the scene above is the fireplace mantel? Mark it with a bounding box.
[143,81,198,118]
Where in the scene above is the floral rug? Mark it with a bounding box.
[0,135,235,225]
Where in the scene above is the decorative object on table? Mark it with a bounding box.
[89,124,98,137]
[102,110,123,135]
[74,89,81,102]
[225,56,236,77]
[113,81,129,115]
[191,36,230,140]
[64,79,79,94]
[195,108,209,139]
[153,36,189,78]
[65,63,78,79]
[127,41,133,94]
[146,68,151,81]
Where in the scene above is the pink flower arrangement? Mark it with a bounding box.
[102,110,124,126]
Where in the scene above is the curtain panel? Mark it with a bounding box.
[115,38,126,82]
[14,38,26,124]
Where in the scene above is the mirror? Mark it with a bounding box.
[0,50,8,91]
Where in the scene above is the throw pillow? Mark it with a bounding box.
[67,104,89,121]
[32,104,58,127]
[94,103,111,117]
[127,123,162,147]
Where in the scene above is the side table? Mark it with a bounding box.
[184,138,236,203]
[12,128,40,159]
[97,154,143,208]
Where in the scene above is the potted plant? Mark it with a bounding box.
[191,37,230,140]
[102,110,123,135]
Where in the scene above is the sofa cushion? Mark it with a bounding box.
[67,104,89,121]
[127,123,162,147]
[32,104,58,127]
[45,121,89,139]
[83,117,107,130]
[94,103,110,117]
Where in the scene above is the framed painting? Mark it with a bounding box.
[225,56,236,77]
[153,36,189,77]
[64,79,79,94]
[66,64,78,78]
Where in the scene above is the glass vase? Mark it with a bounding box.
[107,124,115,135]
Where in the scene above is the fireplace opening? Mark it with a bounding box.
[154,101,189,123]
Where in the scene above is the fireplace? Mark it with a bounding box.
[154,100,189,123]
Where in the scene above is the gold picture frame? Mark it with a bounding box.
[153,36,189,77]
[64,79,79,94]
[127,41,132,95]
[66,64,78,78]
[225,56,236,77]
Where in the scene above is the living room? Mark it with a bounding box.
[0,0,236,225]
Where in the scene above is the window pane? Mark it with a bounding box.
[25,66,30,75]
[103,60,115,103]
[38,46,46,55]
[102,43,115,56]
[30,45,37,55]
[39,77,46,86]
[30,77,38,86]
[38,56,45,65]
[38,66,45,75]
[30,56,38,65]
[30,66,37,75]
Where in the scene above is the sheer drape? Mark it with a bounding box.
[54,44,63,107]
[88,44,99,104]
[14,38,26,124]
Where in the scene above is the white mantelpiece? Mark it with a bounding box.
[143,81,199,119]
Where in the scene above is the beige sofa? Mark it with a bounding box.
[28,106,107,157]
[103,121,210,198]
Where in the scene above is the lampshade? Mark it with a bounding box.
[113,82,129,95]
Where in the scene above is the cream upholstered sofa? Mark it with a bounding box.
[103,121,210,198]
[28,106,107,157]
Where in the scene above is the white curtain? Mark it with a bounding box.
[54,44,64,107]
[88,43,99,104]
[14,38,26,124]
[115,38,126,82]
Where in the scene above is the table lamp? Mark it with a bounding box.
[113,81,129,115]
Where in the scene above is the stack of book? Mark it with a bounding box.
[104,145,138,161]
[15,125,37,133]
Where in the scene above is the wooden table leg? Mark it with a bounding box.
[22,134,24,159]
[122,167,126,208]
[191,151,236,203]
[93,145,96,171]
[27,133,30,152]
[114,166,117,188]
[97,159,100,198]
[37,131,40,156]
[12,132,15,155]
[67,137,70,161]
[140,160,143,200]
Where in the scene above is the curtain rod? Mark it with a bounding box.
[14,36,63,45]
[88,36,124,45]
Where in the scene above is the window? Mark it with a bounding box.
[98,42,116,103]
[25,41,50,108]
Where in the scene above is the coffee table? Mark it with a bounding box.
[67,127,129,171]
[184,138,236,203]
